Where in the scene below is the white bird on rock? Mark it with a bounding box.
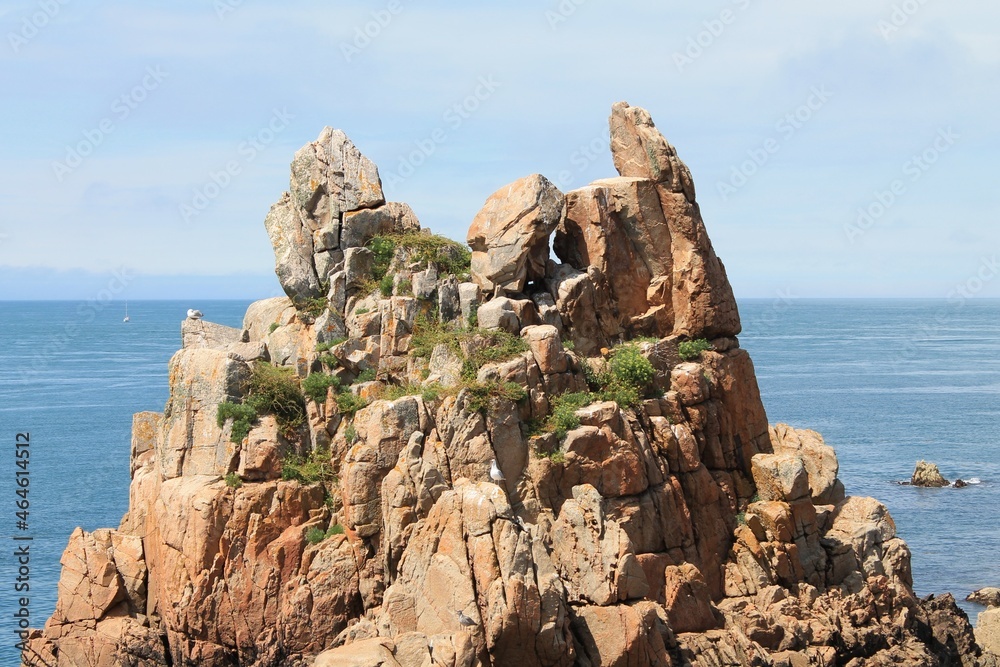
[489,459,505,483]
[187,309,204,320]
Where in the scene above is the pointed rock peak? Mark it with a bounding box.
[467,173,565,296]
[609,102,696,202]
[291,127,385,216]
[267,128,415,305]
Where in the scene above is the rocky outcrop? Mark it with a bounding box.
[979,609,1000,656]
[912,460,950,487]
[24,105,993,667]
[970,588,1000,608]
[468,174,565,295]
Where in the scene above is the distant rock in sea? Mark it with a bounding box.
[912,459,950,487]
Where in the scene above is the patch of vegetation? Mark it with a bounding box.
[473,330,530,366]
[410,316,459,359]
[217,402,258,443]
[282,448,335,484]
[355,368,377,384]
[397,277,413,296]
[245,363,307,435]
[464,380,527,414]
[225,472,243,489]
[562,339,575,351]
[317,338,347,353]
[736,512,747,526]
[382,382,443,404]
[547,392,592,439]
[269,322,280,334]
[467,303,479,329]
[344,423,357,444]
[379,274,395,297]
[300,297,329,317]
[336,390,369,417]
[302,373,340,403]
[597,383,641,409]
[609,344,656,389]
[319,354,339,368]
[307,522,346,545]
[410,318,529,381]
[367,232,472,281]
[678,338,714,361]
[578,344,656,409]
[355,307,370,315]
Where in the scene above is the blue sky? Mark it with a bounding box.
[0,1,997,299]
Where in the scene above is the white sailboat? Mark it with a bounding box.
[123,301,130,323]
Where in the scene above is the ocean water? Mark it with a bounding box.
[0,299,997,663]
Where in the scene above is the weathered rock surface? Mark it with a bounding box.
[25,105,991,667]
[468,174,565,295]
[970,588,1000,608]
[978,608,1000,656]
[912,459,950,487]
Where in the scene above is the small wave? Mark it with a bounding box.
[966,477,982,485]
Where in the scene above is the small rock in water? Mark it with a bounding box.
[954,478,968,488]
[911,460,949,488]
[968,587,1000,608]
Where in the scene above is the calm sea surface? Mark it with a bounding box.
[0,299,997,663]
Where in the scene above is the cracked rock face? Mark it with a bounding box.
[24,104,997,667]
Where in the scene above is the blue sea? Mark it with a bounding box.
[0,299,997,664]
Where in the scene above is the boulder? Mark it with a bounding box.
[969,588,1000,608]
[340,202,420,249]
[751,453,810,503]
[268,127,385,301]
[181,319,244,350]
[467,174,565,294]
[912,460,949,487]
[556,176,672,334]
[770,424,845,505]
[978,608,1000,656]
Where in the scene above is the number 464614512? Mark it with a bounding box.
[15,433,30,515]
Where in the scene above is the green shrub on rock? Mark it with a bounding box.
[302,373,340,403]
[678,338,714,361]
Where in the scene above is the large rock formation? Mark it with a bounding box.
[23,105,998,667]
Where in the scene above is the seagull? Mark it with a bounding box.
[187,309,204,320]
[489,459,505,483]
[456,610,477,628]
